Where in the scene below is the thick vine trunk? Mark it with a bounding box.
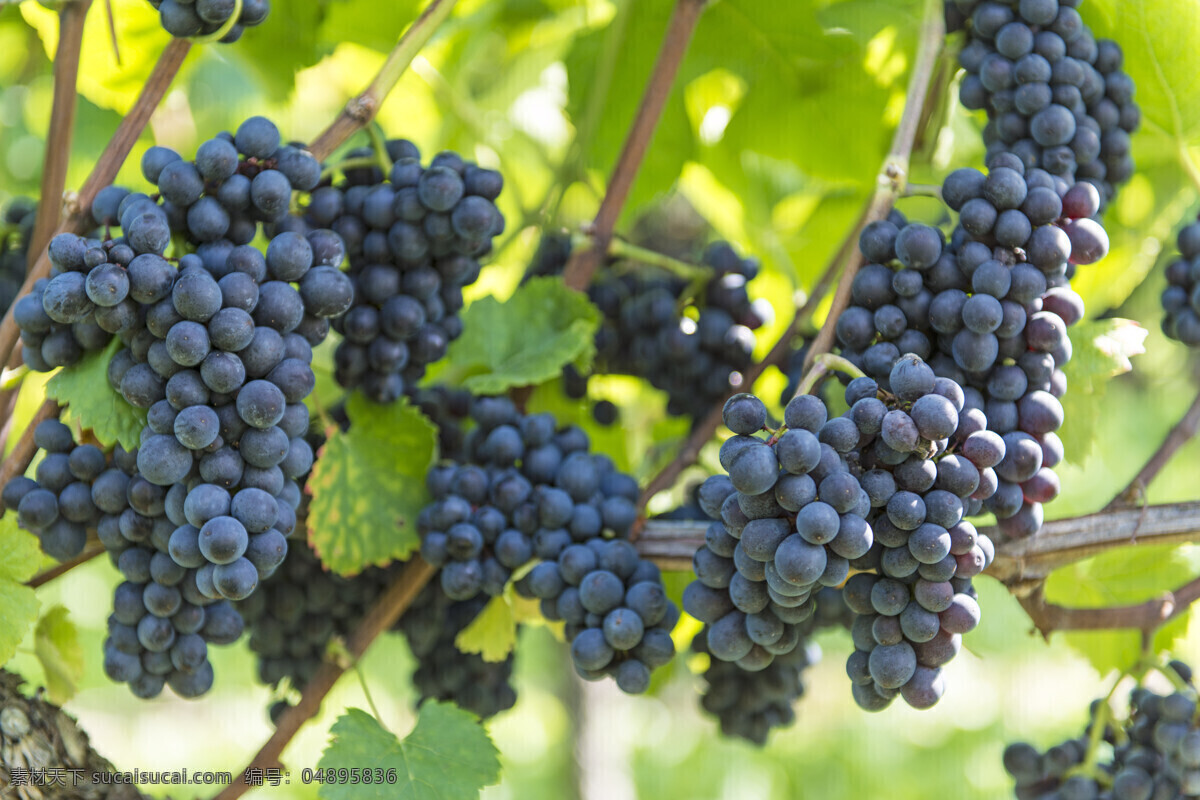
[0,671,155,799]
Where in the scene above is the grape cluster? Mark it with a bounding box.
[147,0,270,42]
[836,165,1095,539]
[2,419,108,561]
[398,581,517,719]
[1004,661,1200,799]
[104,225,351,607]
[417,395,639,603]
[1161,215,1200,346]
[415,395,677,694]
[955,0,1140,206]
[0,197,35,311]
[139,116,321,251]
[531,234,770,422]
[694,586,851,744]
[832,357,997,711]
[238,539,393,720]
[302,139,504,403]
[685,355,997,711]
[682,387,879,672]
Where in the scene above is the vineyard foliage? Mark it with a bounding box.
[4,0,1200,798]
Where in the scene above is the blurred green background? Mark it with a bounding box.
[4,0,1200,798]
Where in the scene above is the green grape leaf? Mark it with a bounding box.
[1045,543,1198,675]
[307,394,437,576]
[33,605,83,705]
[441,277,601,395]
[0,517,42,669]
[1059,318,1147,462]
[46,339,146,451]
[317,704,500,800]
[1084,0,1200,145]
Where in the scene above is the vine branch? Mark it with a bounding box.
[212,558,436,800]
[1017,576,1200,637]
[0,398,61,491]
[1104,386,1200,512]
[27,0,93,271]
[636,501,1200,590]
[308,0,460,162]
[562,0,708,291]
[0,38,193,371]
[801,0,945,373]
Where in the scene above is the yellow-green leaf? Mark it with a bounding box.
[0,516,42,669]
[46,338,146,451]
[33,605,82,704]
[307,394,437,576]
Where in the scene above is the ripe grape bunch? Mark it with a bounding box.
[304,139,504,404]
[693,586,853,744]
[147,0,271,43]
[685,355,998,716]
[955,0,1140,207]
[1161,214,1200,347]
[682,391,875,676]
[530,233,769,422]
[836,161,1096,540]
[415,395,678,695]
[1003,660,1200,799]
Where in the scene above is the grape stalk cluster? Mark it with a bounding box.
[836,162,1096,540]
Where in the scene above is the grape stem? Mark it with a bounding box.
[571,233,712,282]
[800,0,945,374]
[211,558,436,800]
[794,353,867,399]
[1103,386,1200,512]
[633,500,1200,587]
[27,0,93,272]
[308,0,461,162]
[366,121,395,175]
[0,38,193,373]
[562,0,709,291]
[901,182,943,200]
[1178,140,1200,198]
[0,398,60,494]
[318,156,383,182]
[188,0,242,45]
